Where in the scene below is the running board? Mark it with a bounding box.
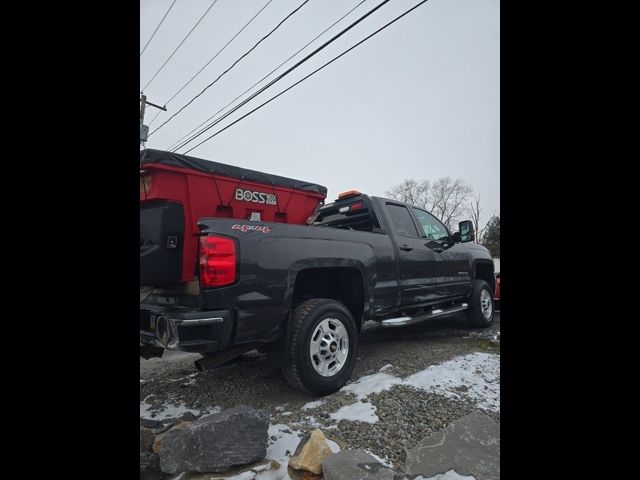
[381,303,468,327]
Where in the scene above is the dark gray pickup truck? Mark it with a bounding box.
[140,191,496,395]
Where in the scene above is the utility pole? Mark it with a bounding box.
[140,93,167,144]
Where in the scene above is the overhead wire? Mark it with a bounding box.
[141,0,220,93]
[171,0,392,152]
[140,0,177,57]
[181,0,432,154]
[169,0,394,152]
[148,0,311,137]
[147,0,275,128]
[166,0,369,152]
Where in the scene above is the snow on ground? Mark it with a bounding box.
[341,371,402,400]
[228,423,341,480]
[403,352,500,411]
[302,415,322,427]
[140,400,201,420]
[330,400,379,424]
[159,353,496,479]
[366,449,395,468]
[413,470,477,480]
[139,396,220,420]
[222,471,256,480]
[338,352,500,414]
[301,399,324,410]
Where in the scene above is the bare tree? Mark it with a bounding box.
[467,194,483,243]
[385,179,430,209]
[386,176,474,230]
[429,177,474,230]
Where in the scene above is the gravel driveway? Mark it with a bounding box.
[140,313,500,470]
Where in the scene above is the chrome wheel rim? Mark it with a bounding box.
[480,289,493,319]
[309,317,349,377]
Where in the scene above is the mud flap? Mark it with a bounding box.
[140,344,164,359]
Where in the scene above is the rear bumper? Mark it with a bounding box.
[140,306,234,353]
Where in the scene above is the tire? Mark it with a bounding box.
[282,298,358,396]
[465,279,495,327]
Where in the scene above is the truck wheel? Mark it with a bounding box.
[282,298,358,396]
[465,279,495,327]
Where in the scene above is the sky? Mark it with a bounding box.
[140,0,500,226]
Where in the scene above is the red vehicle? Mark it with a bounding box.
[140,149,327,286]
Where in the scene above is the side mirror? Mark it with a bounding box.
[458,220,475,243]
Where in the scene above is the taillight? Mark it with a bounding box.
[199,235,237,287]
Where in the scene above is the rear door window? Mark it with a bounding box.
[386,204,419,238]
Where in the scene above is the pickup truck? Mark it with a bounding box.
[140,191,496,395]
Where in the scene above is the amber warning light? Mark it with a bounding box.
[337,190,361,200]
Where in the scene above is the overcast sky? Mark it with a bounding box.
[141,0,499,226]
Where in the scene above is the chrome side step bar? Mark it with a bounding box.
[381,303,469,327]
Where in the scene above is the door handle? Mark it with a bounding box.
[399,244,413,251]
[432,247,444,253]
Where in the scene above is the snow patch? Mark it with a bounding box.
[303,416,321,427]
[330,401,379,424]
[337,352,500,413]
[139,400,200,420]
[366,449,394,468]
[301,399,324,410]
[379,364,394,372]
[342,372,402,400]
[326,438,341,453]
[413,470,477,480]
[403,352,500,412]
[214,423,342,479]
[266,424,303,463]
[222,471,256,480]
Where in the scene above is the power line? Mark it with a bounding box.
[166,0,369,151]
[149,0,311,137]
[148,0,274,129]
[182,0,432,154]
[140,0,177,57]
[141,0,220,93]
[171,0,393,152]
[149,0,275,128]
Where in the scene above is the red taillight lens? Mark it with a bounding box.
[349,202,364,211]
[199,236,237,287]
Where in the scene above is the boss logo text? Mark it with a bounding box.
[235,188,277,206]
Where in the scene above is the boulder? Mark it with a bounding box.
[154,421,193,455]
[159,406,269,474]
[322,449,403,480]
[288,429,333,474]
[140,451,165,480]
[405,411,500,480]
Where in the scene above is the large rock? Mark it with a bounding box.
[322,450,403,480]
[159,406,269,474]
[140,451,169,480]
[153,421,192,454]
[289,429,333,474]
[405,411,500,480]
